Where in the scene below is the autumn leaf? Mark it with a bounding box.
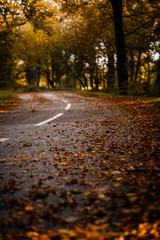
[88,223,109,231]
[26,231,39,238]
[75,226,91,238]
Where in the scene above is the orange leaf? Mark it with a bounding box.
[75,226,91,238]
[84,191,92,196]
[39,234,51,240]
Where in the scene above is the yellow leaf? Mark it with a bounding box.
[26,232,39,238]
[39,234,51,240]
[84,191,92,196]
[23,155,27,160]
[131,229,137,235]
[75,226,91,238]
[98,194,106,199]
[0,158,5,162]
[60,162,68,166]
[124,231,130,236]
[97,173,104,178]
[138,229,147,237]
[112,183,120,188]
[25,205,34,212]
[53,162,58,166]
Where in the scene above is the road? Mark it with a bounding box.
[0,92,159,239]
[0,92,135,159]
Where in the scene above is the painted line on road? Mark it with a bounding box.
[0,138,9,143]
[62,99,68,103]
[34,98,71,126]
[65,103,71,110]
[34,113,64,126]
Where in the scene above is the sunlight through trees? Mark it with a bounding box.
[0,0,160,95]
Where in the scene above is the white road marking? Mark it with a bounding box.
[34,113,64,126]
[65,103,71,110]
[0,138,9,142]
[34,98,71,126]
[62,100,68,103]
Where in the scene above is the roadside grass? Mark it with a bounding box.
[0,90,13,106]
[13,84,160,103]
[78,90,160,103]
[1,88,159,106]
[79,90,112,96]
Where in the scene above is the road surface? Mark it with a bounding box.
[0,92,159,239]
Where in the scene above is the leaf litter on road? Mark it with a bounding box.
[0,92,160,239]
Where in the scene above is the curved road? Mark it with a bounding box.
[1,92,157,239]
[0,92,137,159]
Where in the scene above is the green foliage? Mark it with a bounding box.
[0,90,12,106]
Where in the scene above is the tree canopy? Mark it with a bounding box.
[0,0,160,96]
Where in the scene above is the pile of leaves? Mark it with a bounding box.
[0,96,20,113]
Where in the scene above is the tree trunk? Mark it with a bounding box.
[134,50,142,83]
[107,51,115,90]
[64,51,70,87]
[94,70,99,90]
[155,58,160,96]
[146,51,151,93]
[37,58,41,88]
[109,0,128,94]
[90,68,94,90]
[51,54,55,88]
[83,74,88,89]
[128,49,135,84]
[45,68,53,88]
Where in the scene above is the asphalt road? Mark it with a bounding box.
[1,92,154,239]
[0,92,135,159]
[0,92,87,157]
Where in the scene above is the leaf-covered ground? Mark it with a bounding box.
[0,92,159,240]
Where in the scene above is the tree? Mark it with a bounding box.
[0,0,25,89]
[123,0,160,95]
[1,0,160,95]
[109,0,128,94]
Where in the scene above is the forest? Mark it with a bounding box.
[0,1,160,239]
[0,0,160,96]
